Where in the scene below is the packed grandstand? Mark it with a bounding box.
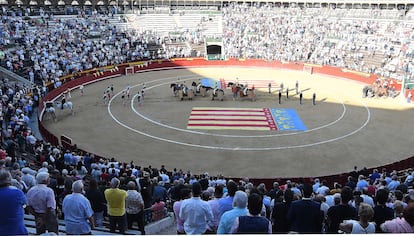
[1,1,414,234]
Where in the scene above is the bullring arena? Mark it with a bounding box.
[40,59,414,179]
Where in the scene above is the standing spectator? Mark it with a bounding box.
[26,172,59,235]
[105,177,128,234]
[369,169,381,184]
[267,181,280,201]
[125,181,145,235]
[173,188,191,234]
[208,185,224,232]
[0,168,27,235]
[230,193,272,234]
[272,189,294,233]
[217,190,248,234]
[326,186,357,233]
[140,171,152,208]
[152,180,168,204]
[287,183,323,233]
[179,182,214,234]
[373,188,394,233]
[85,178,106,227]
[62,180,94,235]
[339,203,375,233]
[218,180,238,220]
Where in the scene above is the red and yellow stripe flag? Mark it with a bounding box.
[187,107,277,131]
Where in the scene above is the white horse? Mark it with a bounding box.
[56,101,74,115]
[43,102,57,121]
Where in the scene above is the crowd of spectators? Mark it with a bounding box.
[2,140,414,234]
[0,4,413,88]
[0,10,189,86]
[222,3,414,81]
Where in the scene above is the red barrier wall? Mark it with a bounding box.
[37,58,413,187]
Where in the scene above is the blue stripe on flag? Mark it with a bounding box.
[201,78,221,89]
[270,108,307,131]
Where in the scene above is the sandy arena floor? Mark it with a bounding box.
[42,67,414,179]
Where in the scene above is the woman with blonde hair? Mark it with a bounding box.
[380,202,414,233]
[339,203,375,233]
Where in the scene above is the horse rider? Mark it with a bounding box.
[213,84,219,97]
[63,88,71,100]
[197,83,202,93]
[243,84,249,96]
[61,96,66,110]
[192,81,197,91]
[182,84,187,95]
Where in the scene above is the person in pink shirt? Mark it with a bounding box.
[381,202,414,233]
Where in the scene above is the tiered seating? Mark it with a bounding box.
[135,14,178,34]
[106,14,134,31]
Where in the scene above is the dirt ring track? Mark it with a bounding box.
[42,66,414,179]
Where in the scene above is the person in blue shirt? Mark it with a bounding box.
[0,168,28,235]
[62,180,95,235]
[217,190,248,234]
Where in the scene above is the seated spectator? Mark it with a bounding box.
[151,197,166,221]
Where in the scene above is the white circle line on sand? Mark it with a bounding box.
[107,73,372,151]
[129,77,348,138]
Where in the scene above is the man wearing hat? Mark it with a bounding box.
[26,172,59,234]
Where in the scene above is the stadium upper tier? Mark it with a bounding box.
[1,0,414,10]
[1,3,414,86]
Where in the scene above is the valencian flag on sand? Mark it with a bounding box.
[187,107,307,131]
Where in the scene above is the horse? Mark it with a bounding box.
[43,101,57,121]
[56,100,74,115]
[177,86,194,101]
[170,83,179,97]
[230,83,256,101]
[210,88,225,101]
